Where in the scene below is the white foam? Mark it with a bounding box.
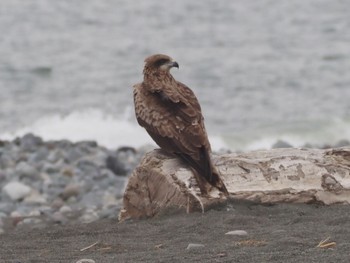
[1,109,153,149]
[1,108,229,151]
[243,118,350,150]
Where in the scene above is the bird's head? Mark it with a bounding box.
[144,54,179,73]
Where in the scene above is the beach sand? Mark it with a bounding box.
[0,200,348,263]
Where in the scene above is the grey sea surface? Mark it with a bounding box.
[0,0,349,150]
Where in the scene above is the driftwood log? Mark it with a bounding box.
[119,147,350,221]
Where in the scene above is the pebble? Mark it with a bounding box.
[50,211,67,224]
[76,259,96,263]
[59,205,72,214]
[186,243,205,249]
[61,184,81,200]
[3,181,32,201]
[0,134,143,233]
[80,210,99,224]
[15,161,39,179]
[225,230,248,236]
[23,191,47,204]
[19,133,43,152]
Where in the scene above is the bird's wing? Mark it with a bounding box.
[133,82,211,159]
[134,82,228,195]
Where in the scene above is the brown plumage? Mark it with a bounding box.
[133,54,229,196]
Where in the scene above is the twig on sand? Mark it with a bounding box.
[317,237,336,249]
[155,244,164,249]
[80,241,99,252]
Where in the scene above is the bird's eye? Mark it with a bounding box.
[154,59,169,67]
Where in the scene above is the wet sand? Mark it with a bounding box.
[1,200,349,263]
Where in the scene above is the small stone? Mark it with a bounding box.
[64,147,84,163]
[272,140,292,149]
[23,191,47,204]
[19,133,43,152]
[75,259,96,263]
[0,212,7,219]
[99,205,120,219]
[61,184,80,200]
[3,181,32,201]
[20,218,42,225]
[28,147,49,163]
[47,150,64,163]
[59,205,72,214]
[29,210,41,217]
[15,161,39,179]
[106,147,137,176]
[103,192,118,208]
[80,210,99,223]
[51,198,64,210]
[0,203,15,214]
[10,211,23,218]
[77,159,100,177]
[0,228,4,235]
[225,230,248,236]
[38,206,53,216]
[186,243,205,249]
[50,211,67,224]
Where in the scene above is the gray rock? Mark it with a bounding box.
[0,153,15,168]
[0,171,7,184]
[59,205,72,214]
[51,198,64,210]
[76,140,98,150]
[15,161,39,179]
[98,205,120,219]
[10,210,23,218]
[19,133,43,152]
[3,181,32,201]
[64,147,84,163]
[0,212,7,219]
[80,210,99,224]
[23,191,47,204]
[61,184,81,200]
[42,162,61,174]
[19,217,42,225]
[75,259,96,263]
[106,147,137,176]
[272,140,293,149]
[0,202,15,214]
[47,150,64,163]
[38,206,53,216]
[186,243,205,249]
[50,211,67,224]
[77,159,100,177]
[28,147,49,163]
[54,139,73,150]
[225,230,248,236]
[80,191,104,208]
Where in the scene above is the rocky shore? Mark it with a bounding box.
[0,134,349,235]
[0,133,150,234]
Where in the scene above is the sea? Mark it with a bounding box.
[1,0,349,151]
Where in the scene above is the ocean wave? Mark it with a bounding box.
[0,108,229,151]
[239,118,350,151]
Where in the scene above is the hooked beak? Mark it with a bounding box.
[170,61,179,69]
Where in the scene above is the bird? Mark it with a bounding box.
[133,54,229,197]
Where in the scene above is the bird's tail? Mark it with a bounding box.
[177,147,229,197]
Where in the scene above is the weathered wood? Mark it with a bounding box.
[119,147,350,221]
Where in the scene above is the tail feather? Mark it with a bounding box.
[176,147,229,196]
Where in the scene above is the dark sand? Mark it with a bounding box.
[1,200,349,263]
